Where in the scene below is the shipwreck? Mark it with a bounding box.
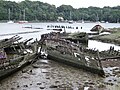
[39,32,105,76]
[0,35,39,80]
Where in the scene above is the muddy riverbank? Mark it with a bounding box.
[0,58,120,90]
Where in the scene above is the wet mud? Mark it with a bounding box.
[0,59,120,90]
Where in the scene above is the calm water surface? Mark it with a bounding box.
[0,22,120,51]
[0,22,120,90]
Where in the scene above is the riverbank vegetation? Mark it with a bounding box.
[0,0,120,23]
[90,28,120,45]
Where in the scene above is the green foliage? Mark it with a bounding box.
[0,0,120,23]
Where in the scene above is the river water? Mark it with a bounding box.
[0,22,120,90]
[0,22,120,51]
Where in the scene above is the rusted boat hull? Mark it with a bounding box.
[0,53,37,81]
[61,32,88,44]
[47,50,105,77]
[64,37,88,44]
[40,32,105,77]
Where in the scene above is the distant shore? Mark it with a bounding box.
[1,20,119,24]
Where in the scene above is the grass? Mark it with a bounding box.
[90,28,120,45]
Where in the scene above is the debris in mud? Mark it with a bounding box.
[22,69,28,73]
[46,77,50,79]
[97,83,106,88]
[49,85,58,88]
[41,69,49,73]
[39,86,45,89]
[21,73,30,79]
[23,84,28,87]
[55,80,60,84]
[104,67,120,77]
[11,87,15,90]
[32,64,40,68]
[37,82,42,85]
[84,80,95,85]
[104,76,118,85]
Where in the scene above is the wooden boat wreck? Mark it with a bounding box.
[41,31,88,45]
[90,24,111,34]
[0,35,38,80]
[60,32,88,44]
[40,32,105,76]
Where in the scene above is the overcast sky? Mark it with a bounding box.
[9,0,120,8]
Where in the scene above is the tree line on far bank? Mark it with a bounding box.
[0,0,120,23]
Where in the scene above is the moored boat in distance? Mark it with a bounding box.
[7,20,14,24]
[68,20,74,24]
[18,20,28,24]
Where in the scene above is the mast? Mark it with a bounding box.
[8,8,10,21]
[70,11,71,20]
[23,9,25,21]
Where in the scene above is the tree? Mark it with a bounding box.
[0,0,120,23]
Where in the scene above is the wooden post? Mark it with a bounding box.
[97,50,103,69]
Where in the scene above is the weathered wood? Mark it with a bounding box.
[0,35,22,49]
[100,56,120,60]
[0,36,40,80]
[97,50,103,69]
[40,32,105,76]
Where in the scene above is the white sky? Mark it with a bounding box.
[9,0,120,8]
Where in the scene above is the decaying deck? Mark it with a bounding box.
[0,35,39,80]
[39,32,105,76]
